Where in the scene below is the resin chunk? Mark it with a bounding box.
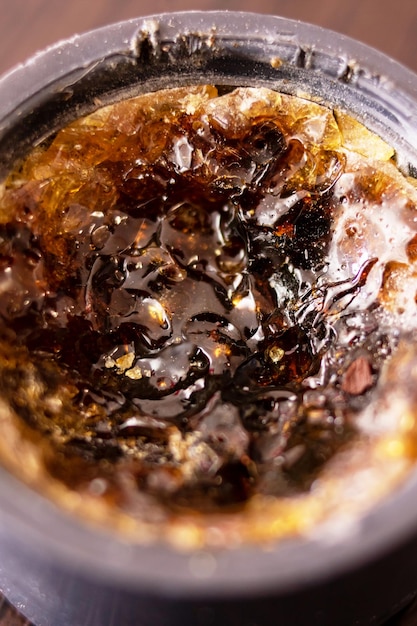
[0,85,417,547]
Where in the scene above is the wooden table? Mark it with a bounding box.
[1,0,417,624]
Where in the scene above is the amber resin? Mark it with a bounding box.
[0,85,417,548]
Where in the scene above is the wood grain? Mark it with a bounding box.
[0,596,31,626]
[0,0,417,624]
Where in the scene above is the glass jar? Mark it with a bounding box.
[0,11,417,626]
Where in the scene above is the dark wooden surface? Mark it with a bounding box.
[1,0,417,624]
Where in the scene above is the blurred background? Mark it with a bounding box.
[0,0,416,77]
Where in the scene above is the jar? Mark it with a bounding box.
[0,11,417,626]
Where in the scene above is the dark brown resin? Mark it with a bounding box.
[0,85,416,544]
